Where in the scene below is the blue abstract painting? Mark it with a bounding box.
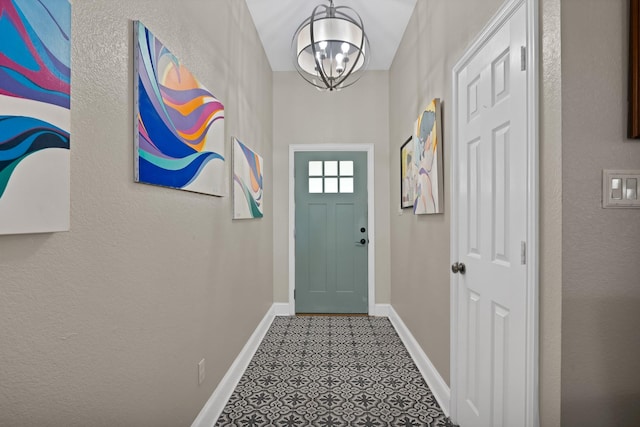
[134,21,226,196]
[0,0,71,234]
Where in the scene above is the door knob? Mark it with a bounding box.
[451,262,466,274]
[357,238,367,245]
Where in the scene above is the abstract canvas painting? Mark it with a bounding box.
[0,0,71,235]
[413,98,443,214]
[233,137,263,219]
[134,21,226,196]
[400,136,414,208]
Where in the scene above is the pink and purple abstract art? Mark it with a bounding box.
[134,21,226,196]
[413,98,443,214]
[0,0,71,234]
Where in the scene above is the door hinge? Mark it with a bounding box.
[521,241,527,265]
[294,289,296,299]
[520,46,527,71]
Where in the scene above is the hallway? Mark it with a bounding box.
[215,316,450,426]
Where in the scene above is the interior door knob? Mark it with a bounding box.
[451,262,466,274]
[359,238,367,245]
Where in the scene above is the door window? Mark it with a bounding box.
[307,160,354,194]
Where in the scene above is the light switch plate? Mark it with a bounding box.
[603,170,640,208]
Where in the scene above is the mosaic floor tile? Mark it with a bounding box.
[215,316,453,426]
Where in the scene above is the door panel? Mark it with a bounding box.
[295,151,368,313]
[467,138,481,257]
[454,4,528,426]
[492,123,511,264]
[336,203,356,292]
[308,204,327,292]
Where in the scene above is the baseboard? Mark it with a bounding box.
[274,302,384,316]
[272,302,291,316]
[190,305,276,427]
[388,305,451,416]
[373,303,391,317]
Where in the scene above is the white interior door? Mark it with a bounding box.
[452,3,531,426]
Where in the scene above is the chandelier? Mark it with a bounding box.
[292,0,370,91]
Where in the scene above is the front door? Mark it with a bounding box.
[453,2,530,426]
[294,151,368,313]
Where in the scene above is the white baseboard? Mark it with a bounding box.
[388,305,451,416]
[272,302,385,316]
[373,303,391,317]
[191,305,276,427]
[272,302,291,316]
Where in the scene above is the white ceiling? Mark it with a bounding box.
[244,0,417,71]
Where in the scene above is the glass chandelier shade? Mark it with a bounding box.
[292,0,370,91]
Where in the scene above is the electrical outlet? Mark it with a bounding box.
[198,358,205,385]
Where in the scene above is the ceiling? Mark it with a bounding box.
[244,0,418,72]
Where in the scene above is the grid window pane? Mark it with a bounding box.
[309,161,323,176]
[309,178,323,193]
[324,161,338,176]
[324,177,338,193]
[339,161,354,176]
[340,177,354,193]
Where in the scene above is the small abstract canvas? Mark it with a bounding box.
[0,0,71,235]
[400,136,414,208]
[233,137,263,219]
[413,98,444,214]
[134,21,226,196]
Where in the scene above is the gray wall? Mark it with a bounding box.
[540,0,563,424]
[0,1,273,426]
[389,1,563,426]
[562,0,640,425]
[272,71,391,306]
[388,0,505,391]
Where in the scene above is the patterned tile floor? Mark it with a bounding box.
[215,316,452,427]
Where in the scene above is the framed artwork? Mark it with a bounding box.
[413,98,444,214]
[630,0,640,138]
[0,0,71,235]
[233,137,263,219]
[400,136,414,208]
[134,21,226,196]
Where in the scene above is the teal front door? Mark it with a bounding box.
[294,151,368,313]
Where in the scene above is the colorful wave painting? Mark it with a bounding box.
[135,21,226,196]
[233,138,263,219]
[0,0,71,235]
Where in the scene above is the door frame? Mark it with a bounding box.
[288,144,375,316]
[450,0,539,425]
